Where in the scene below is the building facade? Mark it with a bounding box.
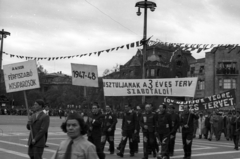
[188,46,240,110]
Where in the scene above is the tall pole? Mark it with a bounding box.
[136,0,156,105]
[0,29,10,84]
[0,32,4,82]
[142,0,148,105]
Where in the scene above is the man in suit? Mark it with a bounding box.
[43,104,50,147]
[27,99,50,159]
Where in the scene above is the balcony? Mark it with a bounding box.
[216,67,239,75]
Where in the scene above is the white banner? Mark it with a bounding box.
[71,63,98,87]
[3,60,40,93]
[103,77,198,97]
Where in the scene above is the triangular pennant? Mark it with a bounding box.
[136,41,140,47]
[89,53,92,56]
[80,55,83,57]
[106,49,110,52]
[48,58,51,61]
[211,47,219,54]
[98,51,102,56]
[116,47,120,51]
[126,44,130,49]
[52,57,55,60]
[76,55,79,57]
[197,48,203,53]
[111,48,115,51]
[120,45,124,49]
[60,57,63,59]
[227,44,238,53]
[68,56,71,58]
[130,42,134,48]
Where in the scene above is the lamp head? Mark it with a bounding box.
[137,11,141,16]
[150,7,155,12]
[136,7,141,16]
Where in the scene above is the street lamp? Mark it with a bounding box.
[0,29,11,83]
[135,1,156,104]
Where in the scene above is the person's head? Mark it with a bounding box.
[136,106,141,113]
[92,102,99,114]
[32,99,45,112]
[159,104,167,114]
[236,111,240,117]
[61,112,88,139]
[105,105,111,113]
[183,105,189,113]
[145,103,152,113]
[168,104,175,114]
[124,104,131,112]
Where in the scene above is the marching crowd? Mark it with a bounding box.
[26,99,240,159]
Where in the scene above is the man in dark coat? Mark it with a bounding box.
[101,105,117,154]
[117,104,137,157]
[140,103,156,159]
[204,112,211,140]
[86,103,105,159]
[180,106,199,159]
[155,104,172,159]
[133,105,142,154]
[231,111,240,150]
[168,105,180,157]
[27,99,50,159]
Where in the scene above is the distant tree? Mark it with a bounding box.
[111,63,120,72]
[102,63,120,76]
[37,62,48,74]
[102,69,110,76]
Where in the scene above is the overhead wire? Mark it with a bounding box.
[84,0,140,37]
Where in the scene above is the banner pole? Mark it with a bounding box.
[23,91,33,140]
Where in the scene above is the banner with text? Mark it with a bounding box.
[103,77,198,97]
[164,90,236,111]
[71,63,98,87]
[3,60,40,93]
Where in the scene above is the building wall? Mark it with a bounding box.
[192,47,240,109]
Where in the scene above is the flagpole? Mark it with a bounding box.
[23,91,33,140]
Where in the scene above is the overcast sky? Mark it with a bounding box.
[1,0,240,76]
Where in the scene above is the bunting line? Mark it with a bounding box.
[150,40,240,54]
[2,40,142,61]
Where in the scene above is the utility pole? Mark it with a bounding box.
[0,29,11,83]
[135,1,156,104]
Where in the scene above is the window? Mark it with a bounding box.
[232,79,236,89]
[150,69,155,77]
[176,61,182,67]
[199,66,204,73]
[157,69,160,76]
[198,81,205,90]
[146,69,149,77]
[221,78,237,89]
[217,62,237,74]
[223,79,231,89]
[190,67,195,75]
[130,70,134,77]
[219,79,222,88]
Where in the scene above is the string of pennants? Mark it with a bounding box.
[151,40,240,54]
[3,39,240,61]
[2,40,142,61]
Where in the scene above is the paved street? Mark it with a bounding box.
[0,115,239,159]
